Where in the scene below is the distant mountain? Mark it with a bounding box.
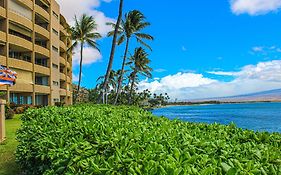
[191,89,281,102]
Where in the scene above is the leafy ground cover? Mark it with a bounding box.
[0,115,21,175]
[16,105,281,174]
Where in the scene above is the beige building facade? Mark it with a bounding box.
[0,0,72,106]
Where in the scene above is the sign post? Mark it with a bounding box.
[0,99,6,142]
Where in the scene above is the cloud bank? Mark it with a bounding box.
[231,0,281,15]
[138,60,281,100]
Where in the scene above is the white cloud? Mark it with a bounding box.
[231,0,281,15]
[138,60,281,100]
[57,0,115,67]
[207,71,237,76]
[57,0,114,36]
[72,46,102,66]
[252,46,264,52]
[72,73,80,82]
[138,72,217,96]
[238,60,281,81]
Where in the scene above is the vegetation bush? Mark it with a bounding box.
[16,105,281,174]
[5,106,15,119]
[8,103,41,114]
[55,102,65,107]
[15,107,25,114]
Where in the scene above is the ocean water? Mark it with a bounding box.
[152,102,281,133]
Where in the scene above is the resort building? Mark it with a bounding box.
[0,0,72,106]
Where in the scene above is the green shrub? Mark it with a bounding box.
[16,105,281,175]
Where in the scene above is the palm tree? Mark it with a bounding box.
[100,0,124,103]
[68,14,101,103]
[107,10,154,105]
[97,70,118,93]
[128,47,152,104]
[97,70,118,104]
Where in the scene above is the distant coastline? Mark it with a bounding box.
[151,100,281,110]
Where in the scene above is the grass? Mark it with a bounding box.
[0,115,21,175]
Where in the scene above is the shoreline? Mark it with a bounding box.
[152,101,281,110]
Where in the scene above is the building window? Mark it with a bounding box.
[10,93,32,105]
[53,81,59,86]
[53,98,60,102]
[9,29,32,41]
[35,76,49,86]
[35,58,48,67]
[35,95,48,106]
[35,40,48,48]
[53,11,58,19]
[9,51,31,62]
[52,64,58,69]
[52,46,58,52]
[52,28,58,36]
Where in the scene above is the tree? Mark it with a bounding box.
[128,47,152,104]
[100,0,124,104]
[68,14,101,103]
[97,70,118,103]
[107,10,154,105]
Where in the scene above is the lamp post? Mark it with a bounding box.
[0,99,6,142]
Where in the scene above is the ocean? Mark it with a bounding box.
[152,102,281,133]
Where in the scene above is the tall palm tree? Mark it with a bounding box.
[128,47,152,104]
[97,70,118,104]
[68,14,101,103]
[97,70,118,93]
[107,10,154,105]
[100,0,124,103]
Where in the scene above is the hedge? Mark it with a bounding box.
[16,105,281,174]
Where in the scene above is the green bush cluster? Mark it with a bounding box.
[16,105,281,175]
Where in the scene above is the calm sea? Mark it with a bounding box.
[152,102,281,133]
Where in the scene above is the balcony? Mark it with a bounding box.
[66,61,71,69]
[67,90,72,97]
[8,58,32,71]
[17,0,33,10]
[60,24,67,36]
[35,4,49,21]
[35,44,50,57]
[67,76,71,83]
[59,40,66,52]
[0,30,6,42]
[60,72,66,80]
[60,56,66,65]
[9,34,32,51]
[9,11,32,30]
[0,6,6,18]
[35,64,50,75]
[10,83,33,92]
[60,89,67,96]
[35,24,49,38]
[35,85,50,94]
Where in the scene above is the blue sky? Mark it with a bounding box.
[57,0,281,100]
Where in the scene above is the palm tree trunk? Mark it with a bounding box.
[74,43,84,104]
[114,38,130,105]
[99,0,124,103]
[128,72,136,104]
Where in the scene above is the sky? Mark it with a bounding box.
[57,0,281,100]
